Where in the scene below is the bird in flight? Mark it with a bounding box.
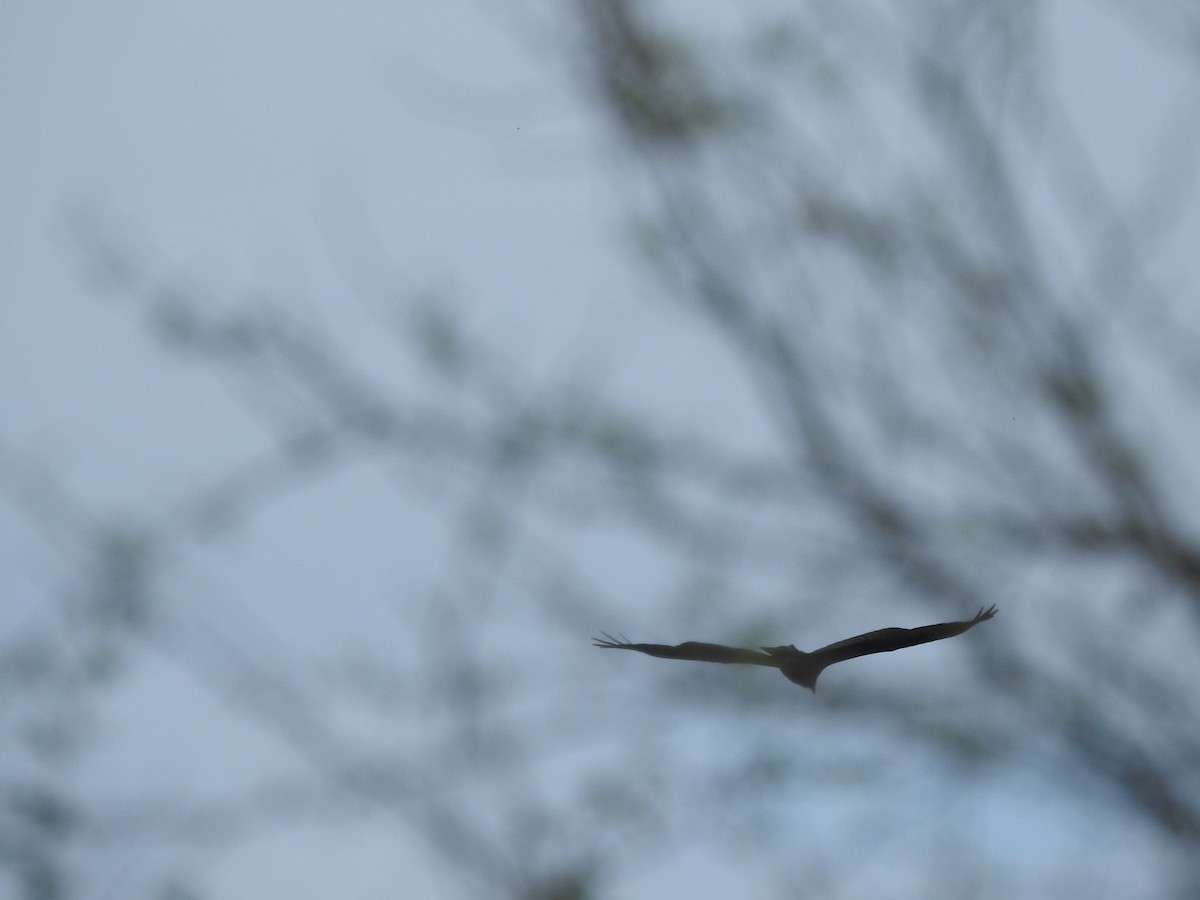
[593,605,997,691]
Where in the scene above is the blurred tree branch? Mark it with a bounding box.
[5,0,1200,898]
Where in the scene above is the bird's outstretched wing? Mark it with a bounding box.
[592,632,779,667]
[810,605,998,667]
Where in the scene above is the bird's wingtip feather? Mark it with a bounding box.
[594,631,630,649]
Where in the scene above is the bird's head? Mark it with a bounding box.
[763,645,820,692]
[787,670,819,692]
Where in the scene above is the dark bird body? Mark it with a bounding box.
[593,605,997,691]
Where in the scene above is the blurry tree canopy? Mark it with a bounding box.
[4,0,1200,898]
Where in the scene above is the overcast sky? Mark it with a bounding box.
[1,3,757,897]
[3,1,1197,898]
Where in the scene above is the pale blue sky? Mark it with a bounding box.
[2,1,1196,898]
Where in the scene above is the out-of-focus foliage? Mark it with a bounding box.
[4,1,1200,898]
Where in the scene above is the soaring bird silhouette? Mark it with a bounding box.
[593,605,997,691]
